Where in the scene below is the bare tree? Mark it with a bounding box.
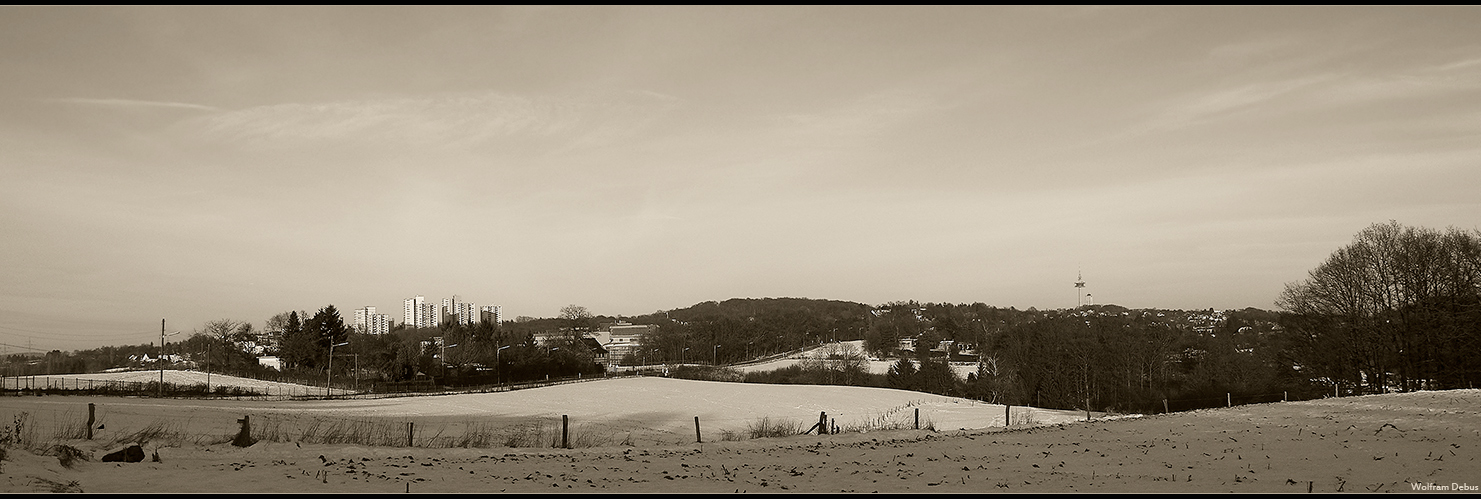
[1278,221,1481,393]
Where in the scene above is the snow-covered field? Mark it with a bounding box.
[0,375,1086,449]
[3,369,352,396]
[5,385,1477,493]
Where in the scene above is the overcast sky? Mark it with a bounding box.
[3,6,1479,352]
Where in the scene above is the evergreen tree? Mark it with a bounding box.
[280,310,319,369]
[887,355,917,390]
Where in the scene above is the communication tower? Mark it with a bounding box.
[1075,270,1087,308]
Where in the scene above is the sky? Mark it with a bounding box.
[3,6,1479,353]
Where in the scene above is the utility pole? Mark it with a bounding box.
[159,319,165,397]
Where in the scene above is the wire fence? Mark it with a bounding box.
[0,396,959,453]
[0,370,641,401]
[1,370,1377,454]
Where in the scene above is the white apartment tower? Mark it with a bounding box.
[456,302,477,326]
[423,301,439,328]
[479,305,502,325]
[353,306,376,333]
[354,306,391,335]
[442,296,456,324]
[368,313,389,335]
[405,296,426,329]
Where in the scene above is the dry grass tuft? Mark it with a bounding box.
[1009,408,1039,427]
[746,417,807,439]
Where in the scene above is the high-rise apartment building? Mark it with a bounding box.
[368,313,389,335]
[479,305,503,325]
[455,302,477,326]
[353,306,391,335]
[405,296,429,329]
[404,296,420,329]
[354,306,376,333]
[425,302,439,328]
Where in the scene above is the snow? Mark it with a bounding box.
[5,384,1475,488]
[3,370,352,396]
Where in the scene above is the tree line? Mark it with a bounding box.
[1277,221,1481,394]
[10,221,1474,410]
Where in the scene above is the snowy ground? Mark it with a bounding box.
[4,385,1476,493]
[0,376,1087,451]
[3,370,352,396]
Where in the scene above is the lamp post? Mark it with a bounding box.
[441,342,459,377]
[333,353,360,392]
[713,344,720,365]
[326,341,349,397]
[158,321,179,397]
[497,344,512,384]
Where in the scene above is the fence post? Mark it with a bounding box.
[407,422,415,447]
[1227,393,1231,408]
[562,415,570,449]
[1163,399,1169,414]
[695,416,702,443]
[819,412,828,435]
[1283,391,1287,402]
[1005,404,1010,426]
[233,415,254,447]
[86,403,95,440]
[914,408,919,430]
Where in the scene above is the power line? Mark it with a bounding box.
[0,324,165,340]
[0,341,48,353]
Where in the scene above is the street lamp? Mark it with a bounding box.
[441,342,459,376]
[326,341,349,397]
[497,344,513,384]
[713,344,721,365]
[158,321,180,397]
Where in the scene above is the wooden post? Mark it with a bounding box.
[407,422,415,447]
[1163,399,1169,414]
[562,415,569,449]
[695,416,702,443]
[1005,404,1011,426]
[233,415,254,447]
[86,403,95,440]
[1283,391,1287,402]
[1086,396,1091,422]
[1227,393,1231,408]
[914,408,919,430]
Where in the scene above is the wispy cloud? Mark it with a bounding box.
[1073,74,1335,149]
[1435,56,1481,72]
[184,90,680,149]
[777,90,943,138]
[46,97,221,112]
[1150,74,1335,130]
